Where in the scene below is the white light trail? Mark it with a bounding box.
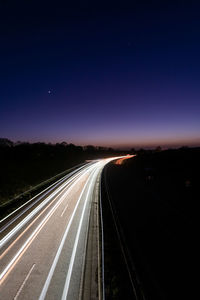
[0,164,95,249]
[38,164,99,300]
[0,163,97,284]
[61,162,102,300]
[0,164,89,225]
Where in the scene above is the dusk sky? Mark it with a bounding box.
[1,1,200,149]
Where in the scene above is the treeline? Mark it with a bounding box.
[0,138,125,205]
[0,138,117,154]
[0,138,124,164]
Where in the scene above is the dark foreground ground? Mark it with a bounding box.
[102,147,199,300]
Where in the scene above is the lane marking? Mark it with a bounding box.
[0,165,95,285]
[0,158,119,294]
[0,176,77,260]
[0,164,90,225]
[13,264,36,300]
[0,164,89,225]
[0,164,94,249]
[61,164,102,300]
[61,204,68,217]
[0,179,74,247]
[38,164,100,300]
[61,158,120,299]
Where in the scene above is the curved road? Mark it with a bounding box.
[0,158,121,300]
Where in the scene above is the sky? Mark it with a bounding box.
[1,0,200,149]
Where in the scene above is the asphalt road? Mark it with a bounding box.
[0,158,120,300]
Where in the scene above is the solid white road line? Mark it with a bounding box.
[0,174,84,261]
[13,264,36,300]
[0,164,88,225]
[61,164,101,300]
[0,176,76,248]
[0,165,95,284]
[0,164,94,249]
[38,165,100,300]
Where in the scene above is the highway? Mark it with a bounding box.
[0,158,120,300]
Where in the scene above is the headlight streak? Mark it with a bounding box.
[0,156,126,296]
[38,164,100,300]
[0,171,83,260]
[39,158,120,300]
[0,163,97,285]
[0,163,92,226]
[61,162,104,300]
[0,163,95,249]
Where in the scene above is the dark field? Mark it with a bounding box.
[0,139,123,208]
[0,143,83,205]
[102,147,199,300]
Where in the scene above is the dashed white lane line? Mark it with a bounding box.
[0,166,94,284]
[61,204,68,217]
[38,165,98,300]
[61,166,100,300]
[14,263,36,300]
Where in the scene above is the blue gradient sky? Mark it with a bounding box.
[1,1,200,148]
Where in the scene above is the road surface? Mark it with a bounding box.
[0,158,120,300]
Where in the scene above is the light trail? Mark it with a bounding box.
[0,157,126,299]
[0,163,94,249]
[38,165,98,300]
[0,163,96,284]
[1,176,77,260]
[0,163,90,226]
[61,162,102,300]
[115,154,135,165]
